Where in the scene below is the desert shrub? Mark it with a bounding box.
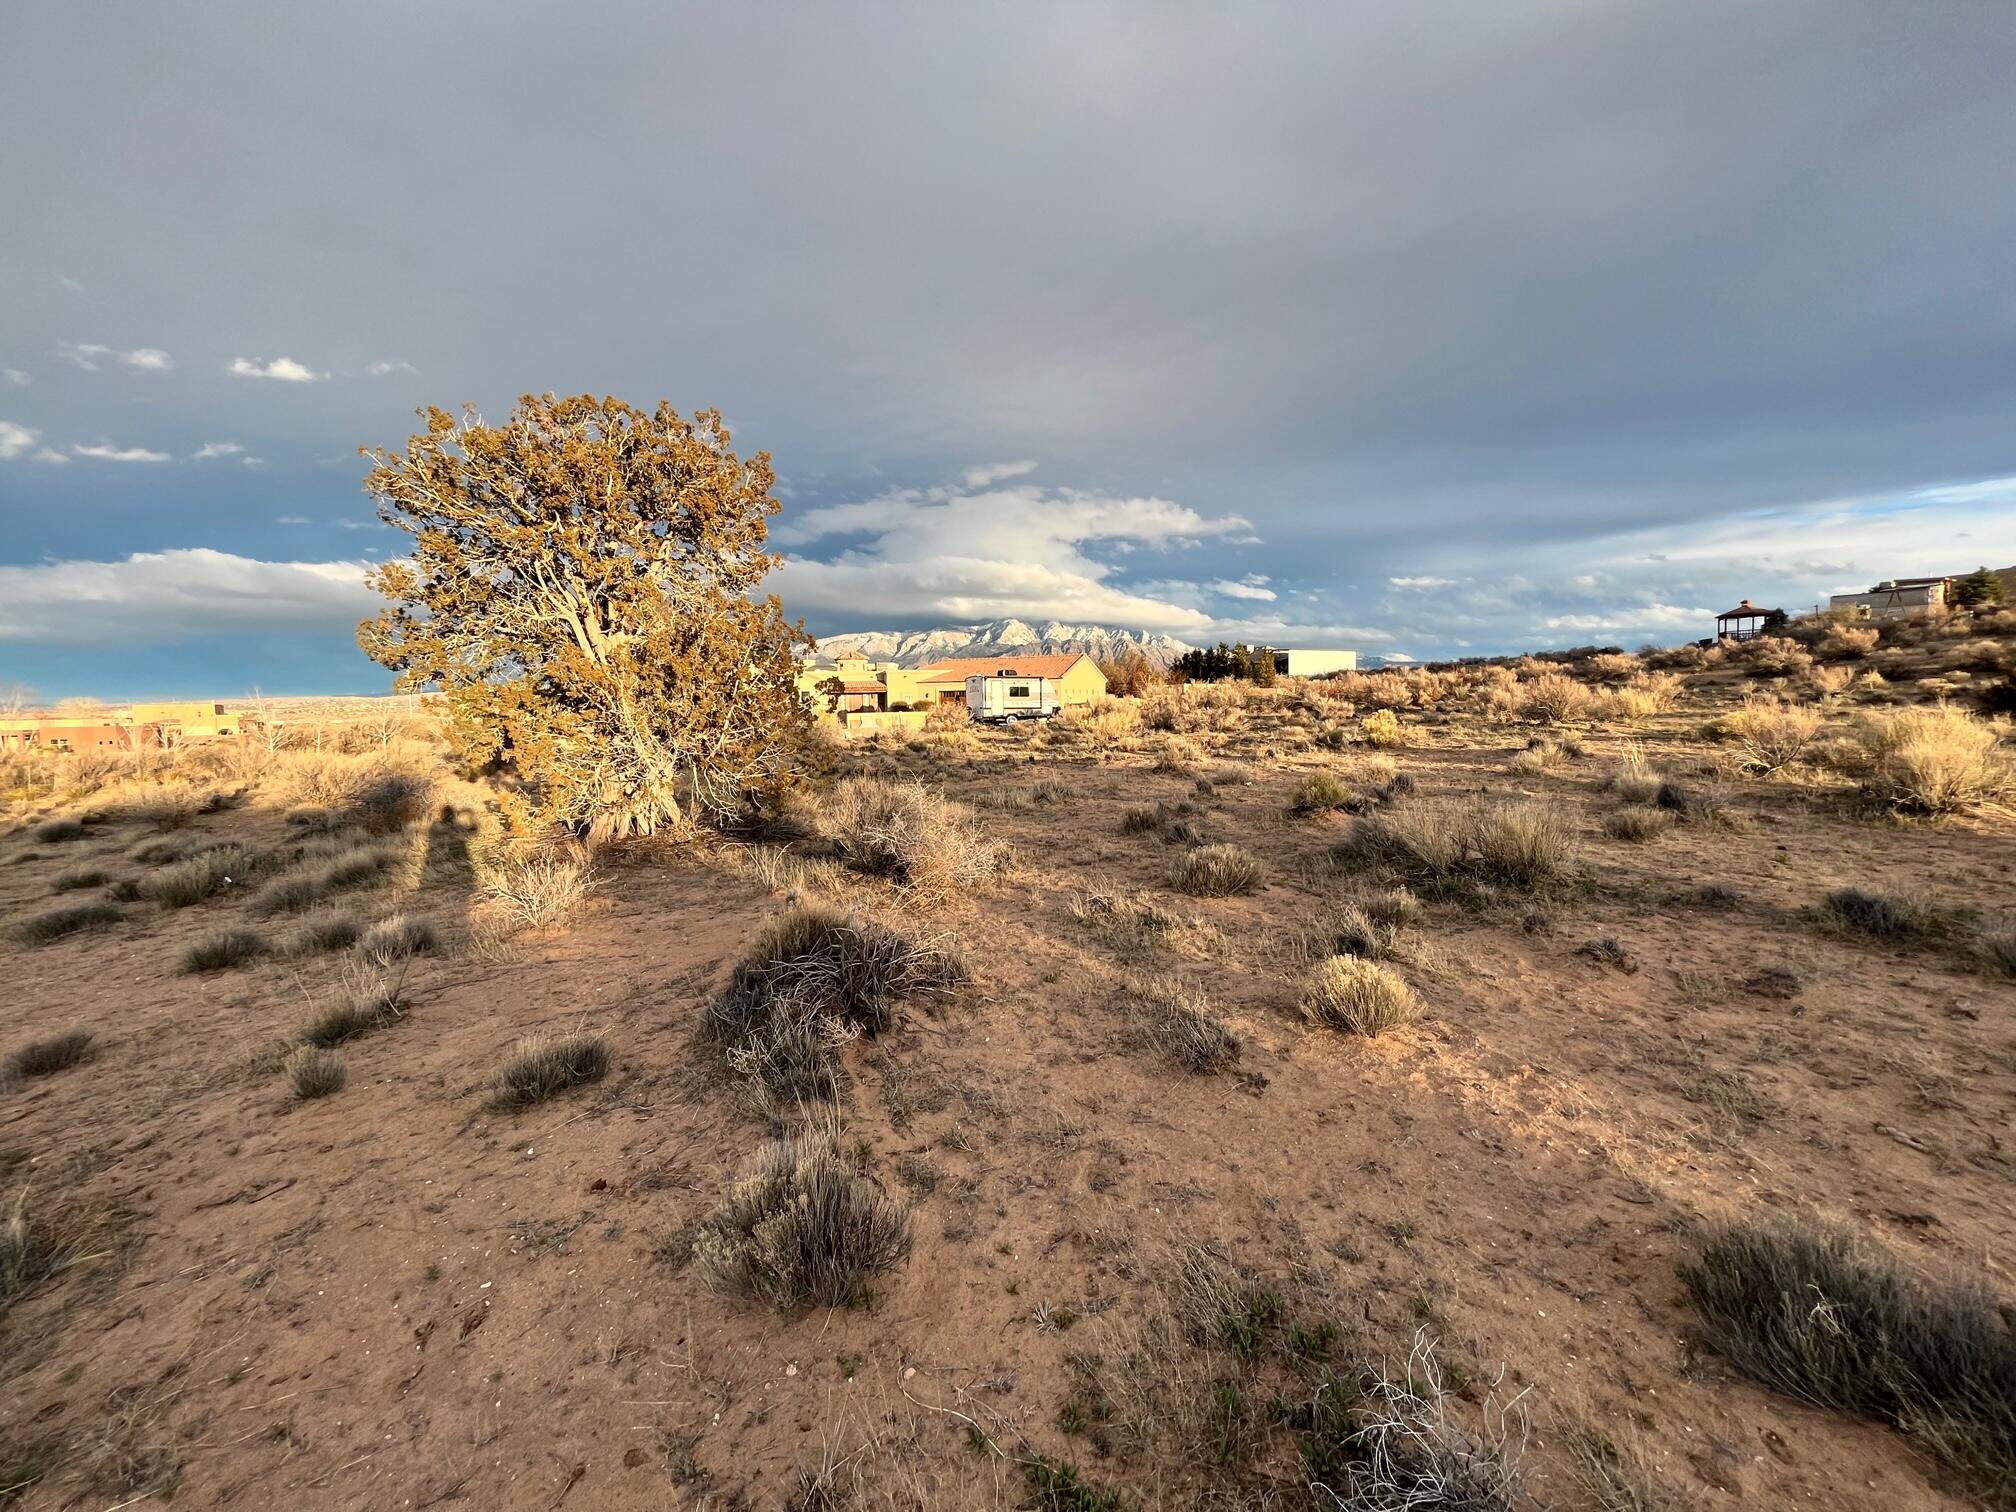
[1975,922,2016,978]
[138,844,255,907]
[345,769,433,833]
[1604,806,1674,843]
[1584,651,1640,684]
[1342,799,1575,894]
[1292,1330,1527,1510]
[286,1046,345,1099]
[1601,751,1662,805]
[692,1129,911,1310]
[1300,956,1419,1036]
[249,843,401,915]
[492,1031,611,1108]
[13,901,121,945]
[180,926,268,974]
[120,782,217,831]
[822,777,1004,899]
[1293,772,1354,814]
[289,911,363,954]
[1811,886,1941,941]
[1716,697,1824,773]
[1125,974,1241,1073]
[356,913,438,967]
[32,817,86,844]
[303,976,405,1046]
[1680,1217,2016,1498]
[1820,625,1880,660]
[1170,843,1263,897]
[1360,709,1405,749]
[1120,806,1163,834]
[1743,638,1814,677]
[1591,674,1683,723]
[50,866,111,892]
[922,701,971,734]
[1516,673,1591,724]
[1848,705,2010,815]
[10,1028,94,1076]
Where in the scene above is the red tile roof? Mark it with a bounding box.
[914,653,1095,682]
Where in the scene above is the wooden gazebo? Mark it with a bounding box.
[1715,599,1781,642]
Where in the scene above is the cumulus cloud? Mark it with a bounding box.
[0,420,38,460]
[57,342,173,372]
[72,442,172,463]
[190,441,244,460]
[1388,575,1456,590]
[229,356,327,382]
[365,358,418,377]
[959,460,1038,489]
[1542,605,1714,633]
[3,369,28,387]
[773,472,1252,631]
[1209,576,1277,601]
[32,448,70,465]
[0,549,376,644]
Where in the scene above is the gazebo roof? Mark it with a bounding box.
[1715,599,1781,620]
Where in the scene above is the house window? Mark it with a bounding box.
[1009,684,1031,698]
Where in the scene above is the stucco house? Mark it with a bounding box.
[1827,577,1951,620]
[796,650,1109,713]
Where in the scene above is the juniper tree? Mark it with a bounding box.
[357,395,815,839]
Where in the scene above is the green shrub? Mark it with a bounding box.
[1360,709,1406,749]
[1292,772,1354,814]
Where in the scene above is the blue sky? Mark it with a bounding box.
[3,3,2014,699]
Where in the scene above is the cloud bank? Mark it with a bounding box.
[0,550,375,644]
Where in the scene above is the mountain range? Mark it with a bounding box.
[814,619,1196,669]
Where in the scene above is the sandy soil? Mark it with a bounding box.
[1,707,2012,1510]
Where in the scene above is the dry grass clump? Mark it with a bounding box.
[922,701,971,734]
[1559,1422,1695,1512]
[1591,674,1682,723]
[289,910,363,954]
[1715,697,1824,774]
[692,1128,911,1310]
[180,926,269,974]
[10,1028,95,1077]
[249,842,402,915]
[32,816,88,843]
[1170,843,1263,897]
[1123,973,1241,1073]
[1820,624,1880,660]
[119,782,221,831]
[1517,673,1592,724]
[13,900,121,946]
[1847,705,2010,814]
[1342,798,1575,894]
[286,1045,345,1099]
[1292,772,1355,814]
[491,1031,611,1108]
[1681,1217,2015,1500]
[1741,637,1814,677]
[704,903,964,1103]
[473,842,598,929]
[1810,886,1941,941]
[1974,921,2016,978]
[822,777,1005,899]
[50,865,111,892]
[138,844,255,907]
[1300,955,1419,1036]
[1508,739,1567,776]
[356,913,437,967]
[2,1190,96,1311]
[1604,805,1674,843]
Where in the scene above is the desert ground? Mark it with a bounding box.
[3,620,2013,1511]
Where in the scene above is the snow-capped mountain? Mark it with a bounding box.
[815,619,1195,669]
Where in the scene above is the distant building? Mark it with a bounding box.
[1827,577,1952,620]
[1269,648,1358,678]
[911,653,1107,707]
[131,701,242,739]
[0,716,161,752]
[1715,600,1783,641]
[795,650,1108,713]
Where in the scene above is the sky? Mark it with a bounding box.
[2,2,2014,698]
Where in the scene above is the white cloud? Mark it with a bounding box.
[229,356,327,382]
[1209,576,1277,601]
[0,420,38,460]
[365,358,418,377]
[276,516,312,525]
[72,442,172,463]
[0,549,376,644]
[774,473,1252,631]
[1387,575,1456,590]
[57,276,83,293]
[1542,604,1714,633]
[959,460,1038,489]
[3,369,28,387]
[190,441,244,460]
[31,448,70,465]
[57,342,173,373]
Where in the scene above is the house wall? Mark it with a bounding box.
[131,701,240,737]
[1828,584,1944,619]
[842,710,930,739]
[0,719,159,752]
[1280,649,1359,677]
[1053,659,1109,705]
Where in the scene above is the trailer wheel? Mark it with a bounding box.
[1002,715,1020,727]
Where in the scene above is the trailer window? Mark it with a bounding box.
[1009,684,1031,697]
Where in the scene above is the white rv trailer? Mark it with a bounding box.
[964,672,1061,724]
